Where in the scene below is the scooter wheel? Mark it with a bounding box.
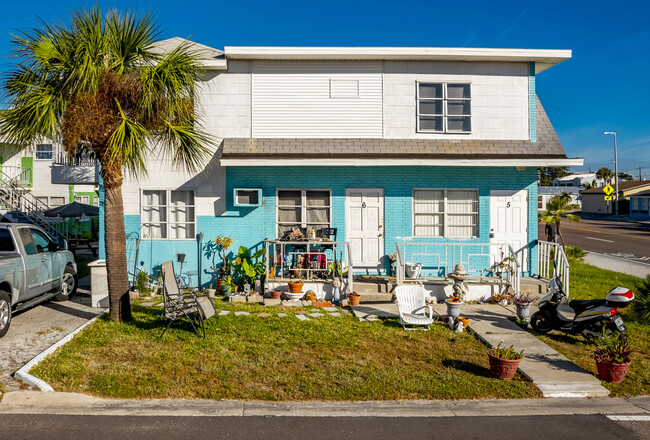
[531,312,552,334]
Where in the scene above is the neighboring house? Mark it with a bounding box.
[581,180,650,214]
[97,41,582,286]
[537,186,581,211]
[552,173,603,188]
[630,191,650,219]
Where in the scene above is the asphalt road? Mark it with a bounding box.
[538,218,650,266]
[0,414,647,440]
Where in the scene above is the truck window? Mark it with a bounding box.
[18,228,37,256]
[0,230,15,252]
[30,229,52,253]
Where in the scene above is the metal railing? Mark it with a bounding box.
[54,152,98,167]
[0,165,32,187]
[0,168,69,247]
[395,241,521,293]
[537,239,570,298]
[263,239,354,293]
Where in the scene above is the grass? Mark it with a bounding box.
[31,301,540,401]
[534,258,650,397]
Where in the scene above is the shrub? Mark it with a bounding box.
[565,246,586,263]
[134,270,150,295]
[630,275,650,323]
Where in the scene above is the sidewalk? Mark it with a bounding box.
[584,252,650,279]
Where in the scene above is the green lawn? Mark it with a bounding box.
[534,259,650,397]
[31,302,540,401]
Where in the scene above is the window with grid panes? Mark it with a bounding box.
[141,190,195,239]
[417,83,471,133]
[413,189,478,238]
[277,190,331,238]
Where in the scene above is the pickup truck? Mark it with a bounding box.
[0,223,77,338]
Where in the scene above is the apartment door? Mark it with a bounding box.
[346,188,384,273]
[489,189,529,273]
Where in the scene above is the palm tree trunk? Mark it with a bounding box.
[103,175,132,322]
[556,221,566,251]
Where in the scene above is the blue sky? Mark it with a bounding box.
[1,0,648,175]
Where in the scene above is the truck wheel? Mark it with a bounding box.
[530,311,551,334]
[0,291,11,338]
[55,266,78,301]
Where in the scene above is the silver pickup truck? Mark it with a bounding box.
[0,223,77,338]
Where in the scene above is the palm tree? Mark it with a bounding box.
[542,193,581,249]
[581,179,597,190]
[596,167,614,185]
[0,7,212,321]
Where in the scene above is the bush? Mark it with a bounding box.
[630,275,650,323]
[134,270,150,295]
[566,246,586,263]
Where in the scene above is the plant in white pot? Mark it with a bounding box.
[512,292,534,321]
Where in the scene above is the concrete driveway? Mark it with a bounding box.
[0,277,104,392]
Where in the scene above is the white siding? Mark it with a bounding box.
[252,61,383,138]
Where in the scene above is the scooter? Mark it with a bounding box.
[530,268,634,339]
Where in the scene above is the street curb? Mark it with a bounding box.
[13,309,108,392]
[1,391,649,417]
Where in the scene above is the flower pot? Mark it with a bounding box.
[349,295,361,306]
[288,281,304,294]
[596,360,630,383]
[222,284,231,298]
[445,299,462,319]
[456,316,470,328]
[488,353,522,380]
[515,303,532,320]
[271,290,283,299]
[206,289,216,299]
[306,293,316,302]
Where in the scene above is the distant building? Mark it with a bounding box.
[630,191,650,219]
[538,186,581,211]
[580,180,650,214]
[552,173,603,188]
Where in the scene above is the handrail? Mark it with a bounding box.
[394,241,521,293]
[536,240,570,299]
[263,239,354,293]
[53,152,98,167]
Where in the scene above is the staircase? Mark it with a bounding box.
[0,168,69,247]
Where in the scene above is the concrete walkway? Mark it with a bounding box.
[432,303,609,398]
[585,252,650,279]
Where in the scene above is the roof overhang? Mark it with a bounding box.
[224,47,571,73]
[220,157,584,167]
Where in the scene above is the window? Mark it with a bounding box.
[75,196,90,204]
[35,144,53,160]
[50,197,65,208]
[413,189,478,238]
[0,230,15,252]
[31,228,53,253]
[18,228,37,255]
[417,82,471,133]
[277,190,331,238]
[643,198,649,212]
[141,190,195,239]
[537,196,543,210]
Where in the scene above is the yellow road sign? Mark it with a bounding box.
[604,196,612,201]
[603,184,614,196]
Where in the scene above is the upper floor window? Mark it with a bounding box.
[35,144,53,160]
[417,83,471,134]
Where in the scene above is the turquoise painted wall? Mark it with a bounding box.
[118,166,539,287]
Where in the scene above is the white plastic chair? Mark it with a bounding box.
[395,285,434,330]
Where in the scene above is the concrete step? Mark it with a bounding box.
[358,293,393,302]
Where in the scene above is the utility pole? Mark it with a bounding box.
[640,166,643,181]
[604,132,619,217]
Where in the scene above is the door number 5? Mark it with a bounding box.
[506,202,511,208]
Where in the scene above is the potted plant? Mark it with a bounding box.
[487,343,524,380]
[288,279,304,294]
[445,297,462,319]
[348,291,361,306]
[271,290,283,299]
[512,292,534,320]
[222,275,234,297]
[593,332,632,383]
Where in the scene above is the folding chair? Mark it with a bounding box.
[160,260,216,338]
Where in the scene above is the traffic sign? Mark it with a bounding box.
[603,184,614,196]
[604,196,612,201]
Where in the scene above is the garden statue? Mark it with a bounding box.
[448,263,470,302]
[331,276,342,305]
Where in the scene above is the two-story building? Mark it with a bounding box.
[103,40,583,291]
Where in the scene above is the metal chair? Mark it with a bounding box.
[160,260,216,338]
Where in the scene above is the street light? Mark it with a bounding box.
[603,131,618,217]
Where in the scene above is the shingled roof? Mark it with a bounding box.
[222,96,567,160]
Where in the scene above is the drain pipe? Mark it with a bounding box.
[198,232,203,290]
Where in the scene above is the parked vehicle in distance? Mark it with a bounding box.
[0,223,77,338]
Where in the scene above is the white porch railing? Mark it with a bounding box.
[395,242,520,293]
[537,240,570,298]
[1,165,32,187]
[263,239,354,293]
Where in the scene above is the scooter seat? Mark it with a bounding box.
[569,299,607,314]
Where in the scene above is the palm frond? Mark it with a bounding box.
[108,99,150,177]
[105,9,160,74]
[158,120,212,173]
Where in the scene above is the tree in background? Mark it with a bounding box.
[542,193,581,249]
[0,7,213,321]
[538,167,570,186]
[596,167,615,185]
[581,179,597,190]
[617,172,634,181]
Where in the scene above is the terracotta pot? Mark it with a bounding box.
[596,360,630,383]
[271,290,282,299]
[488,353,522,380]
[216,278,222,292]
[349,295,361,306]
[456,316,470,328]
[288,282,304,294]
[306,293,316,302]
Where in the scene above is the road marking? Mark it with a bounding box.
[561,225,650,241]
[586,236,615,243]
[590,252,650,267]
[607,415,650,421]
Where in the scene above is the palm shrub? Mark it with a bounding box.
[565,246,586,263]
[542,193,581,250]
[0,7,212,321]
[630,275,650,323]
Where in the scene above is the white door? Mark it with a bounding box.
[346,188,384,273]
[489,189,528,273]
